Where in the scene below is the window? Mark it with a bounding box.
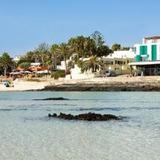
[151,45,157,61]
[140,46,147,55]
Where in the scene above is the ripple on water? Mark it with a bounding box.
[0,91,160,160]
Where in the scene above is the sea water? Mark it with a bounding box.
[0,91,160,160]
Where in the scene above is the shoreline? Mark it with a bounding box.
[41,76,160,91]
[42,83,160,91]
[1,76,160,91]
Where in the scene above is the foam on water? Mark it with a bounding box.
[0,91,160,160]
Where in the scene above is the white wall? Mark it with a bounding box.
[106,50,135,59]
[148,45,151,61]
[70,65,95,79]
[157,44,160,60]
[135,43,160,61]
[57,61,65,70]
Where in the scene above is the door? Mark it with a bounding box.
[151,45,157,61]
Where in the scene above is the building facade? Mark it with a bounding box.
[134,36,160,62]
[130,36,160,75]
[102,49,135,75]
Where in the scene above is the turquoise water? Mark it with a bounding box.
[0,91,160,160]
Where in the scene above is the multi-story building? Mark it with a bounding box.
[103,49,135,74]
[129,36,160,75]
[135,36,160,62]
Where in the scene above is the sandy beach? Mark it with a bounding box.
[1,76,160,91]
[0,79,49,91]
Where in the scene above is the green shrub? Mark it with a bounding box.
[19,62,31,70]
[26,79,41,82]
[36,74,47,78]
[51,70,65,79]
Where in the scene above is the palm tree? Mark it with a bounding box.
[79,56,103,73]
[0,52,14,77]
[84,37,96,57]
[31,51,41,63]
[50,44,60,70]
[59,43,72,75]
[68,36,88,58]
[35,43,50,66]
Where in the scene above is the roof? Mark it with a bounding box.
[144,36,160,40]
[105,50,135,59]
[30,62,41,66]
[129,61,160,66]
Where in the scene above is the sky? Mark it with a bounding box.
[0,0,160,56]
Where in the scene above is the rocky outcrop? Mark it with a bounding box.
[48,112,123,121]
[34,97,69,100]
[41,81,160,91]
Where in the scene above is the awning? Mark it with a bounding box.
[34,70,49,74]
[129,61,160,66]
[10,71,32,75]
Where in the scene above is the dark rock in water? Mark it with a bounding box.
[34,97,69,101]
[48,113,57,117]
[48,112,123,121]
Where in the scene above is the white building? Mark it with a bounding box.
[134,36,160,62]
[13,56,21,62]
[105,49,135,59]
[57,60,71,70]
[70,64,95,80]
[102,49,135,74]
[129,36,160,75]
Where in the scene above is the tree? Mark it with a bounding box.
[84,37,96,57]
[17,51,34,66]
[18,62,31,70]
[68,36,87,58]
[78,56,103,73]
[91,31,105,48]
[35,43,50,66]
[50,44,60,70]
[59,43,72,75]
[96,45,112,57]
[111,44,121,51]
[91,31,112,56]
[68,36,97,58]
[0,52,14,76]
[122,47,130,51]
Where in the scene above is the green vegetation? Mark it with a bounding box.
[51,70,65,79]
[50,44,60,70]
[111,43,130,51]
[78,56,103,73]
[0,53,15,76]
[26,78,41,82]
[19,62,31,70]
[0,31,130,76]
